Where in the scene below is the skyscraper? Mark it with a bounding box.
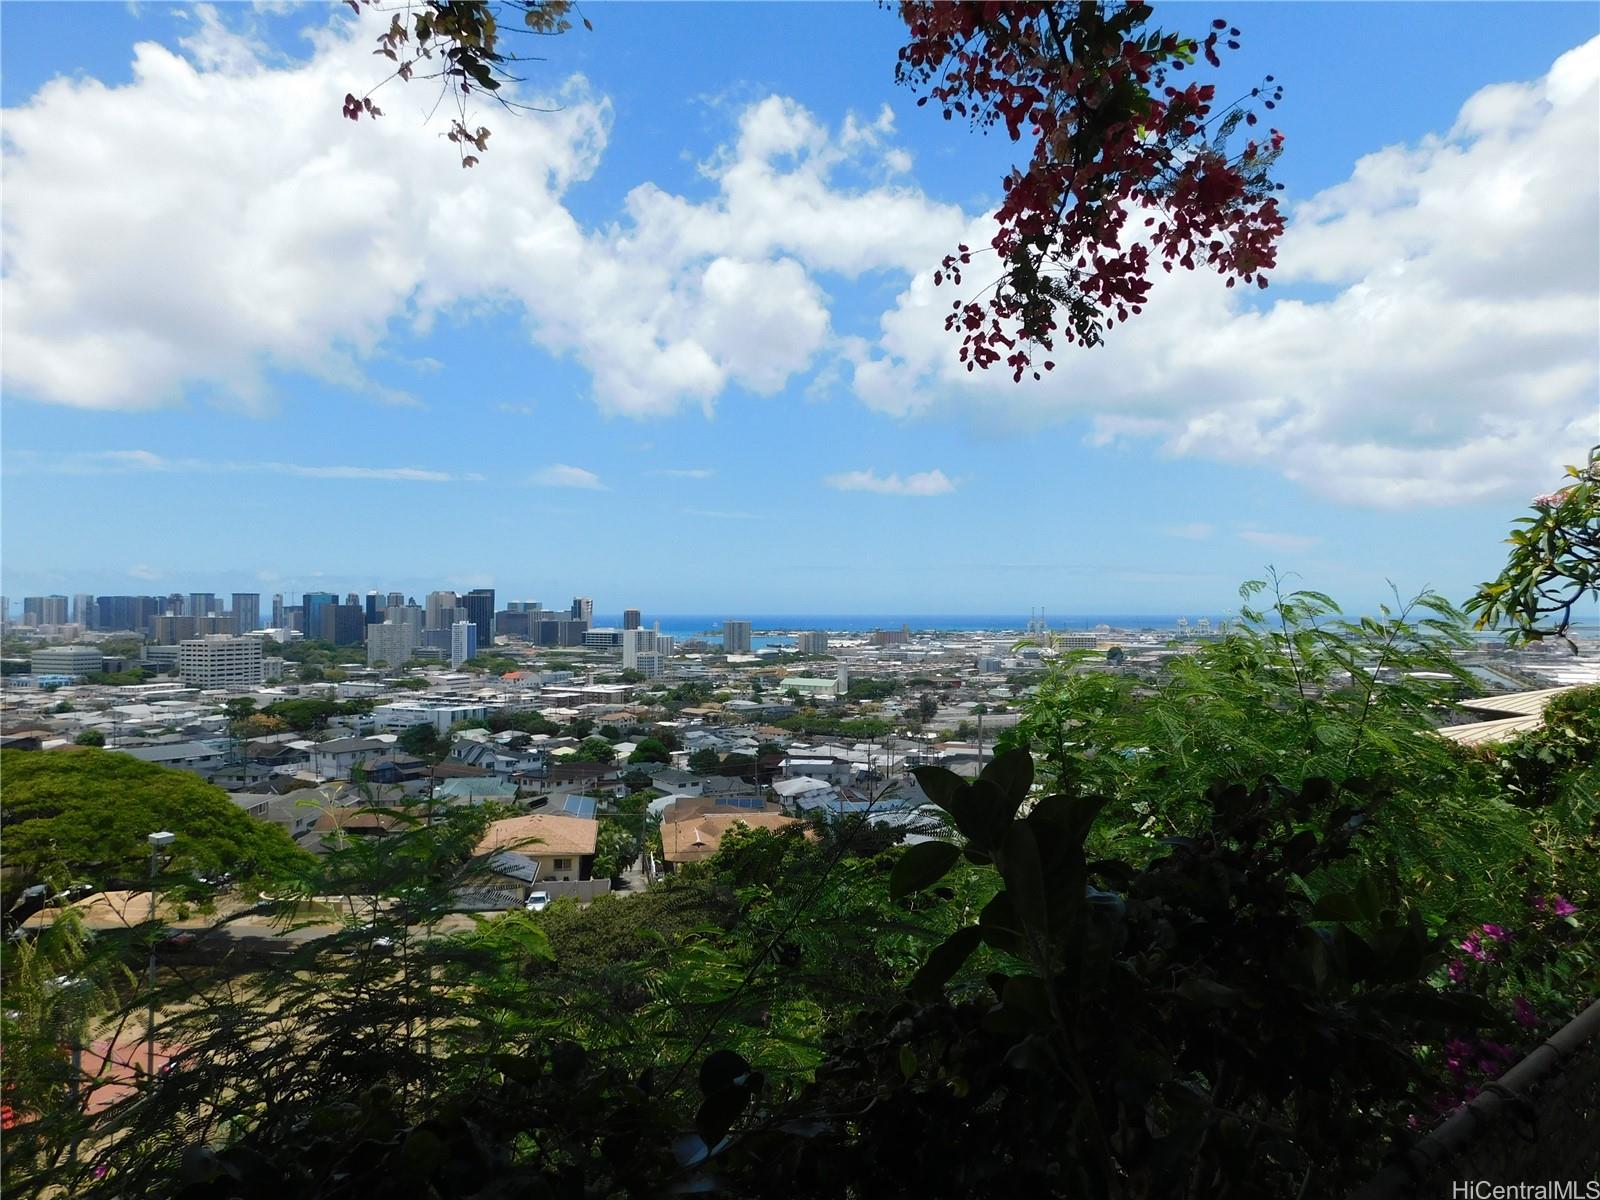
[571,596,594,623]
[386,591,406,609]
[450,620,478,669]
[73,593,95,627]
[425,590,458,631]
[304,592,338,642]
[723,620,752,654]
[189,593,216,618]
[365,591,383,625]
[24,596,69,625]
[271,594,285,628]
[345,592,360,608]
[321,604,366,646]
[622,608,642,631]
[463,588,496,648]
[232,592,260,634]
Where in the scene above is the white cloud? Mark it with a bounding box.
[1164,522,1215,541]
[823,468,955,496]
[1238,530,1321,553]
[655,468,715,479]
[4,449,476,482]
[852,37,1600,508]
[528,463,606,490]
[1,13,960,420]
[127,564,163,580]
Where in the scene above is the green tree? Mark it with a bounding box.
[571,737,616,764]
[73,729,104,747]
[591,820,638,881]
[687,747,722,775]
[918,693,939,722]
[0,750,310,900]
[627,737,671,765]
[564,717,595,740]
[397,722,442,761]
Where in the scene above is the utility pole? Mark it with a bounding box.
[146,831,175,1080]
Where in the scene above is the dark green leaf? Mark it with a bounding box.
[909,924,982,999]
[889,840,961,899]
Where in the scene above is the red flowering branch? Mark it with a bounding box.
[897,1,1286,379]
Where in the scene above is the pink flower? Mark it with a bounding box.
[1551,895,1578,918]
[1532,895,1547,912]
[1513,997,1538,1028]
[1447,959,1467,984]
[1460,934,1491,962]
[1532,489,1572,507]
[1481,923,1510,943]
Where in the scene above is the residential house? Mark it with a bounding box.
[309,735,400,780]
[475,813,599,882]
[657,809,800,872]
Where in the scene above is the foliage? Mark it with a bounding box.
[628,736,672,764]
[1466,444,1599,648]
[0,750,310,901]
[391,677,430,691]
[82,669,154,686]
[73,729,105,747]
[571,736,617,764]
[688,747,723,775]
[396,722,442,761]
[773,712,894,739]
[462,654,521,676]
[261,698,373,733]
[591,819,639,880]
[846,677,899,701]
[898,1,1284,377]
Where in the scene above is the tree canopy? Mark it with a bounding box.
[0,750,310,901]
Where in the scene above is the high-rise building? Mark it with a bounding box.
[796,631,830,655]
[24,596,69,625]
[344,592,359,608]
[232,593,260,634]
[386,591,406,610]
[723,620,752,654]
[365,591,383,625]
[321,604,366,647]
[166,593,186,616]
[271,594,285,628]
[450,620,478,669]
[463,589,495,647]
[72,593,96,627]
[494,610,532,640]
[425,591,458,631]
[367,621,418,668]
[178,635,264,689]
[304,592,338,642]
[96,595,159,632]
[571,596,594,624]
[622,608,642,631]
[622,627,657,669]
[189,593,217,618]
[386,604,425,636]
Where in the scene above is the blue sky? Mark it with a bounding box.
[3,2,1597,617]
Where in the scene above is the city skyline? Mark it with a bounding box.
[2,4,1597,612]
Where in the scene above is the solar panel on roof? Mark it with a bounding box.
[557,795,598,819]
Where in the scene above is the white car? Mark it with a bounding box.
[524,891,551,913]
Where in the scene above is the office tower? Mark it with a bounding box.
[271,593,285,628]
[386,603,425,636]
[189,592,216,618]
[31,645,104,676]
[425,591,458,630]
[344,592,359,608]
[232,593,261,634]
[570,596,594,624]
[494,610,531,639]
[450,620,478,669]
[622,608,641,631]
[304,592,338,642]
[24,596,69,625]
[796,631,829,655]
[365,591,382,625]
[723,619,752,654]
[321,604,366,647]
[622,627,657,669]
[463,588,495,647]
[178,636,264,688]
[367,620,418,668]
[386,591,406,609]
[72,593,95,627]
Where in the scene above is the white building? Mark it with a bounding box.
[632,650,666,679]
[723,620,753,654]
[29,645,103,676]
[367,620,418,668]
[795,631,829,655]
[177,636,264,689]
[621,627,657,669]
[372,700,490,734]
[450,620,478,669]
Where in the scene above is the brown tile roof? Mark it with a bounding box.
[659,812,800,864]
[476,813,598,858]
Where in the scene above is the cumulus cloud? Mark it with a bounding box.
[1,10,960,419]
[852,37,1600,507]
[824,468,956,496]
[528,463,606,490]
[4,449,477,482]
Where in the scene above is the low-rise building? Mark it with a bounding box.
[475,813,599,882]
[29,645,105,676]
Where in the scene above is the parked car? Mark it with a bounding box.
[524,891,551,913]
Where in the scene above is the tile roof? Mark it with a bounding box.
[659,812,800,864]
[476,813,598,858]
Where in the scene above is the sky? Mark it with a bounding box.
[2,1,1597,617]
